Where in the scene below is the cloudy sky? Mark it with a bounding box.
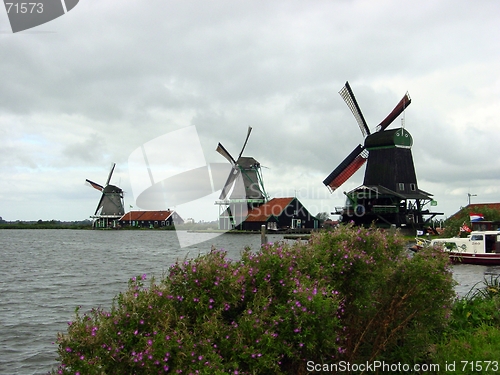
[1,0,499,222]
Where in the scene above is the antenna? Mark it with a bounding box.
[467,193,477,205]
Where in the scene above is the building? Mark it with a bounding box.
[119,210,184,228]
[449,203,500,231]
[236,197,319,231]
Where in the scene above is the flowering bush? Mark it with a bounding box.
[51,225,455,374]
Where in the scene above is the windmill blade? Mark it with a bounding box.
[339,82,370,138]
[106,163,116,186]
[94,193,105,215]
[85,179,104,192]
[376,92,411,132]
[219,168,240,200]
[323,145,369,192]
[237,126,252,160]
[216,143,236,165]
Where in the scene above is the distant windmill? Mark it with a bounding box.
[215,126,268,229]
[86,163,125,228]
[323,81,441,230]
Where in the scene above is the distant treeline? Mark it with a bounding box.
[0,220,93,229]
[0,220,222,230]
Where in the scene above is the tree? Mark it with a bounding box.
[316,211,329,223]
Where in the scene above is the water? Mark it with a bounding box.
[0,229,282,375]
[0,230,499,374]
[452,263,500,297]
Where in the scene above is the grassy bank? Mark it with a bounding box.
[50,226,499,374]
[0,221,92,229]
[430,276,500,373]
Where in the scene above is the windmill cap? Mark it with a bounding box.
[364,128,412,150]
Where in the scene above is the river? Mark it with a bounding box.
[0,229,499,374]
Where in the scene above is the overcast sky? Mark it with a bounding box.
[1,0,499,222]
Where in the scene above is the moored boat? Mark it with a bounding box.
[430,230,500,265]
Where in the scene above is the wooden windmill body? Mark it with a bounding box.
[215,127,268,230]
[323,82,442,230]
[86,163,125,228]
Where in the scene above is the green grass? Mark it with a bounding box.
[430,276,500,374]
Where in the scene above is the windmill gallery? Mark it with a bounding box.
[86,82,441,233]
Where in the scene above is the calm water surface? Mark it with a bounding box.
[0,229,499,374]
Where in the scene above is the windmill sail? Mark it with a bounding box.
[216,143,238,200]
[216,143,236,165]
[323,145,368,192]
[238,126,252,159]
[106,163,116,185]
[376,92,411,132]
[219,168,240,200]
[86,179,104,192]
[339,82,370,138]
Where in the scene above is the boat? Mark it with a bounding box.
[428,230,500,265]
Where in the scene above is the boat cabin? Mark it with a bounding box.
[432,230,500,255]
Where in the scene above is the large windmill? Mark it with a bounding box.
[323,81,441,230]
[86,163,125,228]
[215,126,268,230]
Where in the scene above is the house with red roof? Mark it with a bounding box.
[449,203,500,219]
[448,203,500,231]
[235,197,319,231]
[118,210,183,228]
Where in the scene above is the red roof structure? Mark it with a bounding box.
[449,203,500,220]
[120,210,176,221]
[245,197,295,222]
[118,210,183,227]
[238,197,318,231]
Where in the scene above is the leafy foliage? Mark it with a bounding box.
[51,225,456,374]
[430,275,500,373]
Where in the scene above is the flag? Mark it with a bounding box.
[470,213,484,222]
[460,222,471,232]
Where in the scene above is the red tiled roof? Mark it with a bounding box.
[245,197,295,222]
[119,210,174,221]
[468,203,500,211]
[449,203,500,219]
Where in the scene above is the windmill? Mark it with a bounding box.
[323,81,441,230]
[86,163,125,228]
[215,126,268,229]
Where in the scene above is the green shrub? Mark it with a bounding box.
[51,225,455,374]
[430,276,500,372]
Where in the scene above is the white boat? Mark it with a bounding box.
[429,230,500,265]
